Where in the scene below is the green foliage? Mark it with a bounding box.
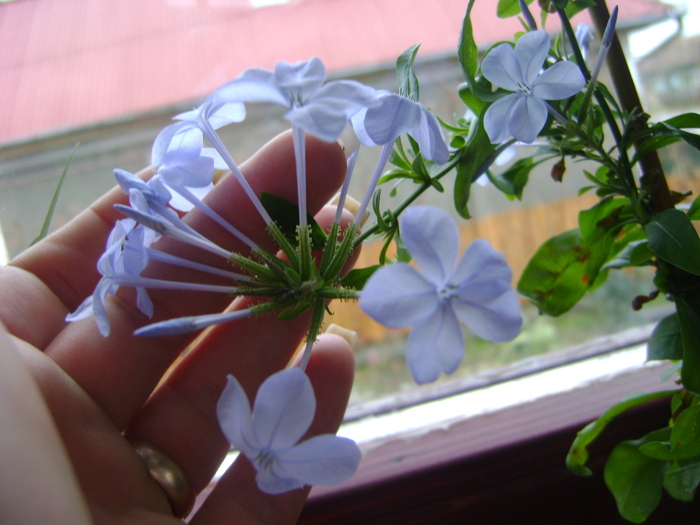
[396,44,421,100]
[647,314,683,361]
[604,428,672,523]
[32,143,79,246]
[517,199,630,316]
[452,110,497,219]
[646,209,700,277]
[566,391,676,477]
[496,0,535,18]
[260,192,327,250]
[677,295,700,395]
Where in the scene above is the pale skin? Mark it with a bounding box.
[0,131,357,525]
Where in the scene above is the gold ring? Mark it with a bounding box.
[131,439,195,518]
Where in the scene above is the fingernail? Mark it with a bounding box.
[325,323,358,349]
[328,194,369,227]
[337,124,360,158]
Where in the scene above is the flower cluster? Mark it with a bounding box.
[65,49,550,493]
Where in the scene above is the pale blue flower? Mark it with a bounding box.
[215,57,379,227]
[481,30,585,144]
[215,57,380,143]
[360,206,522,384]
[217,368,361,494]
[349,93,449,226]
[67,219,152,336]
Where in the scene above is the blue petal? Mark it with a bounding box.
[400,206,460,285]
[515,30,550,85]
[252,368,315,450]
[217,374,260,459]
[451,238,513,285]
[255,466,305,495]
[285,104,350,142]
[531,61,585,100]
[415,107,450,164]
[406,304,465,384]
[359,264,439,328]
[276,435,361,487]
[507,94,547,144]
[274,57,326,101]
[151,122,202,166]
[484,94,520,144]
[481,43,522,92]
[355,94,421,145]
[452,282,523,342]
[215,68,289,107]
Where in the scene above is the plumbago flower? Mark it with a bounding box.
[481,30,586,144]
[347,92,450,226]
[360,206,523,384]
[217,368,361,494]
[215,57,381,227]
[66,219,152,336]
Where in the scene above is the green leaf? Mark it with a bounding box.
[458,0,500,102]
[646,209,700,276]
[396,44,421,100]
[496,0,535,18]
[31,143,79,246]
[663,123,700,152]
[647,314,683,361]
[665,112,700,128]
[566,391,675,477]
[665,456,700,501]
[564,0,595,17]
[260,192,326,250]
[340,265,381,290]
[604,428,671,523]
[640,406,700,460]
[677,296,700,395]
[453,110,497,219]
[688,194,700,220]
[518,199,627,316]
[493,157,545,200]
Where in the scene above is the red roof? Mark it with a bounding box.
[0,0,672,144]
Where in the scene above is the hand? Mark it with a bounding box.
[0,132,356,524]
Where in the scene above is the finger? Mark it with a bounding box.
[188,333,355,525]
[44,132,348,428]
[0,322,92,525]
[124,205,359,492]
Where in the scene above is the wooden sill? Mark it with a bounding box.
[299,357,699,524]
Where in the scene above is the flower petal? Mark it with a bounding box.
[484,94,520,144]
[515,30,550,85]
[406,304,465,384]
[215,68,290,107]
[360,264,439,328]
[354,94,422,146]
[255,466,305,495]
[452,282,523,342]
[285,104,350,142]
[481,43,522,91]
[401,206,460,285]
[275,57,326,101]
[506,94,547,144]
[275,434,361,487]
[252,368,315,450]
[451,238,512,285]
[416,107,450,164]
[531,61,585,100]
[216,375,260,458]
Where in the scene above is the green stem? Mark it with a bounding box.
[353,153,462,247]
[589,0,674,215]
